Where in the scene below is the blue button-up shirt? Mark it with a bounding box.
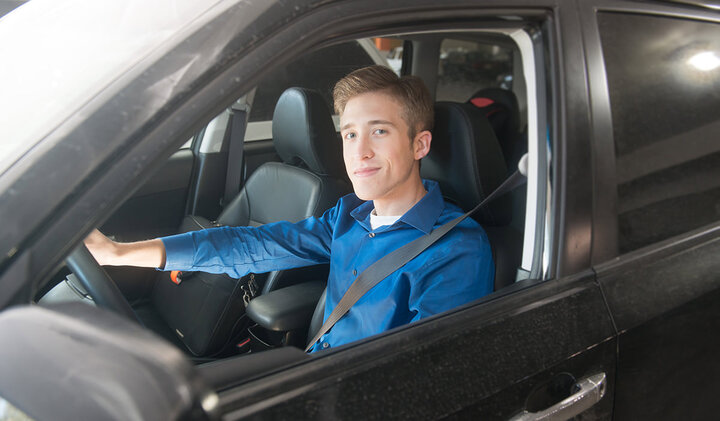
[161,180,494,353]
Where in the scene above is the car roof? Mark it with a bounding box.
[0,0,231,177]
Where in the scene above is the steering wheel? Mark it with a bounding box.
[66,244,141,324]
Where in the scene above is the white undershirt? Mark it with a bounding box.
[370,209,401,230]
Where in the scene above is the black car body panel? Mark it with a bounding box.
[597,225,720,419]
[0,0,717,418]
[217,273,615,419]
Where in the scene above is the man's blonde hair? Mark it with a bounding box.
[333,65,433,138]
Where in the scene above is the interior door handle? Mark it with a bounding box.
[509,373,606,421]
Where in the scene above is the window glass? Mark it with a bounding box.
[374,37,403,75]
[436,38,513,102]
[598,13,720,254]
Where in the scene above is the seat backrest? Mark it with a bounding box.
[421,101,521,290]
[218,87,350,293]
[421,101,511,226]
[467,87,524,172]
[217,87,350,228]
[307,101,524,344]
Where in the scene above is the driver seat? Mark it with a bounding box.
[146,87,351,356]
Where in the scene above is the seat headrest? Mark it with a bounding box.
[469,87,520,138]
[421,102,512,226]
[468,88,520,128]
[272,87,345,178]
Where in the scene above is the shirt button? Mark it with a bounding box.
[321,342,330,349]
[369,232,375,238]
[352,269,357,276]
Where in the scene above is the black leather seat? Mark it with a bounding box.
[207,87,351,293]
[148,87,351,356]
[468,87,524,172]
[467,88,527,232]
[173,87,351,291]
[424,101,522,292]
[304,101,523,345]
[215,87,350,230]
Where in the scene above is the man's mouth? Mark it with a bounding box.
[353,167,380,177]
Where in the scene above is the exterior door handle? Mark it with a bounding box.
[509,373,606,421]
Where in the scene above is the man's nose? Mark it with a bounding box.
[353,133,374,159]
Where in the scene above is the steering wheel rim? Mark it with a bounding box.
[66,244,141,324]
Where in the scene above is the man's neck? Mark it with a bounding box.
[373,177,427,216]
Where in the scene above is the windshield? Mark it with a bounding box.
[0,0,224,177]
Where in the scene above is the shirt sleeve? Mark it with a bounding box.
[407,225,494,321]
[161,204,338,279]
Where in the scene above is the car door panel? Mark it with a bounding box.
[101,148,194,241]
[597,228,720,420]
[446,338,616,420]
[217,273,616,419]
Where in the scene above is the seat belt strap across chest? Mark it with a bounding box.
[305,164,527,352]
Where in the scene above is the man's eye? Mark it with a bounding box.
[344,132,356,140]
[373,128,387,136]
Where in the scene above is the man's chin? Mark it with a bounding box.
[351,184,378,202]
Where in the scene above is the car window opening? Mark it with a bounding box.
[39,23,551,371]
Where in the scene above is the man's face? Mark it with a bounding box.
[340,91,428,206]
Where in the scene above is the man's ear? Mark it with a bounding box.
[413,130,432,160]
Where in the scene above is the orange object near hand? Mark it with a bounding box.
[170,270,182,285]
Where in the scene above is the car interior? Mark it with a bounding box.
[37,25,551,370]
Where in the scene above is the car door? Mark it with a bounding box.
[580,2,720,419]
[0,0,618,419]
[198,0,618,418]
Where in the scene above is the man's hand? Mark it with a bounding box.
[84,229,119,266]
[84,229,167,269]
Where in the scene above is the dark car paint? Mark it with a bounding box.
[579,1,720,418]
[0,0,717,419]
[597,225,720,420]
[216,272,615,419]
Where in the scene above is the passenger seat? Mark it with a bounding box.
[467,87,525,172]
[421,101,522,291]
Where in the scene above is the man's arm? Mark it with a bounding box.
[84,196,344,276]
[84,229,166,268]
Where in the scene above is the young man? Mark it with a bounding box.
[85,65,494,352]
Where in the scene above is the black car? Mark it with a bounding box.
[0,0,718,419]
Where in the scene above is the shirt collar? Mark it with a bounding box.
[350,179,444,234]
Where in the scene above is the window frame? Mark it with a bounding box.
[196,22,554,281]
[9,0,565,395]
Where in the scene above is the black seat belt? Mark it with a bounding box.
[222,98,250,206]
[305,158,528,352]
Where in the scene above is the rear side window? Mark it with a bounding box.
[436,38,514,102]
[598,12,720,254]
